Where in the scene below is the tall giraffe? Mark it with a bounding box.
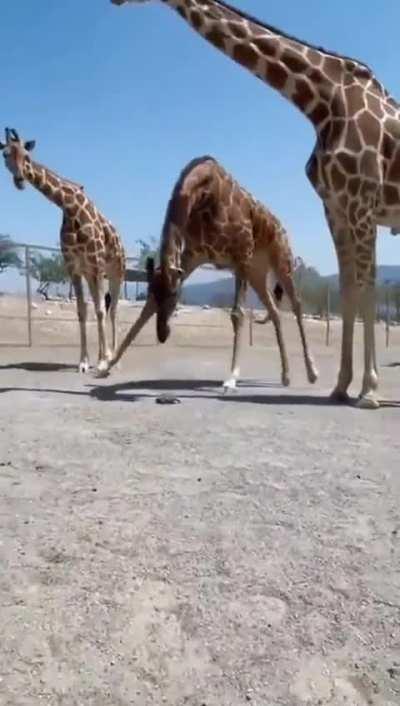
[111,0,400,409]
[104,155,318,391]
[0,128,126,373]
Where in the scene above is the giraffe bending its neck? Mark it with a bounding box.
[0,128,126,373]
[105,156,318,391]
[112,0,400,408]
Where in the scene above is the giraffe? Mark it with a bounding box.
[111,0,400,409]
[104,155,318,391]
[0,128,126,373]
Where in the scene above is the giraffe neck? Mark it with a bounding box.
[162,0,381,129]
[23,157,84,211]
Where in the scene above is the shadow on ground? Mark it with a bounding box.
[0,361,75,372]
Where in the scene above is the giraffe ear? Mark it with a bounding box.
[24,140,36,152]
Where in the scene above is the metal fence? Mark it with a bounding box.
[0,241,237,348]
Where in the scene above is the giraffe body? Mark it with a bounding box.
[0,129,126,373]
[112,0,400,407]
[107,156,318,389]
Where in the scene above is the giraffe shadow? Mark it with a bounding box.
[0,361,76,372]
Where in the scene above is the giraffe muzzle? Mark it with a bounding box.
[13,176,25,190]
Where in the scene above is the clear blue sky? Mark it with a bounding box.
[1,0,400,282]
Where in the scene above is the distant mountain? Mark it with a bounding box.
[182,265,400,309]
[324,265,400,287]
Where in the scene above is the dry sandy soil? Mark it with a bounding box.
[0,295,400,706]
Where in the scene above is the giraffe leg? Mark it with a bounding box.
[277,271,318,384]
[98,295,157,377]
[325,212,358,403]
[356,238,379,409]
[72,275,89,373]
[248,269,290,387]
[87,276,110,374]
[223,276,247,392]
[107,276,122,358]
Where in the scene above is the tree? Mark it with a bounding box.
[29,252,67,299]
[136,237,159,269]
[0,235,22,274]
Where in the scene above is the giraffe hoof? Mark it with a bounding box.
[307,363,319,384]
[96,360,111,377]
[330,388,350,404]
[78,361,90,374]
[222,379,237,394]
[281,375,290,387]
[356,393,380,410]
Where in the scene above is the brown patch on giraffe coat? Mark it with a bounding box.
[330,164,347,191]
[292,78,314,112]
[345,122,363,152]
[206,27,226,51]
[253,36,277,56]
[229,21,247,39]
[309,102,329,125]
[357,111,381,148]
[366,93,384,119]
[281,50,308,74]
[329,118,346,146]
[360,151,379,180]
[388,148,400,182]
[384,184,399,206]
[345,84,365,114]
[337,152,358,174]
[307,49,323,67]
[265,63,288,91]
[348,177,361,197]
[323,57,343,83]
[233,43,258,69]
[190,10,203,30]
[382,132,395,162]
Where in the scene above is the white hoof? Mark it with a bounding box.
[96,360,111,377]
[307,366,319,384]
[356,393,380,410]
[78,360,89,374]
[223,378,237,394]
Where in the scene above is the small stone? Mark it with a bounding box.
[197,478,202,482]
[92,488,97,492]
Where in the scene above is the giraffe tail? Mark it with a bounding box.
[254,282,284,325]
[105,291,112,314]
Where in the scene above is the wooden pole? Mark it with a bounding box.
[25,246,33,347]
[325,285,331,346]
[249,308,254,347]
[385,286,390,348]
[124,280,128,300]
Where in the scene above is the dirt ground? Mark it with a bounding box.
[0,295,400,706]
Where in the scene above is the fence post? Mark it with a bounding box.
[249,308,253,346]
[325,285,331,346]
[385,285,390,348]
[25,245,33,347]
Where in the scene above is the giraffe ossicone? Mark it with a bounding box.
[0,127,126,374]
[112,0,400,408]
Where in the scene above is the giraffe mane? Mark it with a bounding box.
[30,159,85,192]
[160,154,216,248]
[215,0,374,75]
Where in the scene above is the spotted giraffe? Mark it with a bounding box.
[0,128,126,373]
[111,0,400,408]
[104,155,318,390]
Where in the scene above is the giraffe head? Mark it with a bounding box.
[0,128,36,191]
[146,257,183,343]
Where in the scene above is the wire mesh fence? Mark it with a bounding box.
[1,240,399,349]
